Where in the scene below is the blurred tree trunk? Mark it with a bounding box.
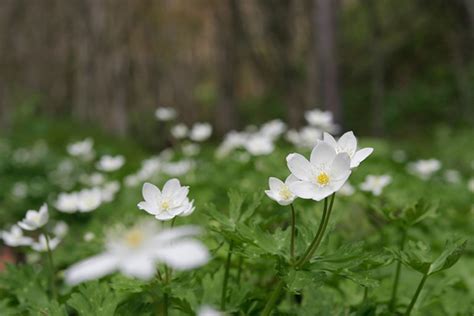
[314,0,342,125]
[214,0,239,135]
[364,0,385,136]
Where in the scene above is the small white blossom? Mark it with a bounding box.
[101,181,121,202]
[53,221,69,238]
[260,119,287,140]
[11,182,28,199]
[77,188,103,212]
[198,305,222,316]
[408,159,441,180]
[18,204,49,231]
[322,131,373,168]
[265,175,298,205]
[171,124,188,139]
[244,135,274,156]
[1,225,33,247]
[360,175,392,196]
[190,123,212,142]
[55,192,79,213]
[31,234,61,252]
[444,169,461,184]
[67,138,94,160]
[287,142,351,201]
[162,160,194,176]
[305,109,337,132]
[468,178,474,193]
[84,232,96,242]
[182,143,200,156]
[64,223,209,285]
[155,107,177,121]
[80,172,106,186]
[138,179,195,221]
[96,155,125,172]
[339,182,355,196]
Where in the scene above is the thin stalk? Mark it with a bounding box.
[404,274,429,316]
[290,204,297,263]
[44,232,57,300]
[236,256,243,286]
[220,240,234,310]
[162,293,169,316]
[296,194,335,268]
[389,229,407,311]
[261,279,285,316]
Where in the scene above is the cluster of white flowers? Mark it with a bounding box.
[55,182,120,213]
[407,159,442,180]
[67,138,95,161]
[170,122,213,142]
[266,131,373,204]
[304,109,339,132]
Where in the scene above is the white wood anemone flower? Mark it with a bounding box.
[265,175,298,206]
[190,122,213,142]
[322,131,373,169]
[155,107,177,121]
[286,142,351,201]
[138,179,195,221]
[360,174,392,196]
[31,234,61,252]
[18,204,49,231]
[1,225,33,247]
[96,155,125,172]
[64,222,209,285]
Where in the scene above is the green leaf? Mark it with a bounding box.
[67,281,123,316]
[228,190,244,222]
[428,239,467,275]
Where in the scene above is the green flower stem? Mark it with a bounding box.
[389,229,407,311]
[220,240,234,311]
[296,194,335,268]
[43,231,57,300]
[290,204,297,263]
[261,278,285,316]
[404,273,429,316]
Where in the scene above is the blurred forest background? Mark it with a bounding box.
[0,0,473,143]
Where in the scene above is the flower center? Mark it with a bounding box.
[124,229,144,248]
[316,172,330,186]
[160,199,171,211]
[279,186,293,200]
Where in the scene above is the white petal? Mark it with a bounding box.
[162,178,181,196]
[311,186,334,201]
[285,174,299,184]
[287,154,312,181]
[268,177,284,192]
[137,201,158,215]
[157,240,209,270]
[331,153,351,178]
[155,211,177,221]
[120,256,156,280]
[310,142,336,167]
[152,226,201,244]
[65,253,119,285]
[351,148,374,168]
[142,183,160,204]
[337,131,357,152]
[289,181,317,199]
[323,132,337,147]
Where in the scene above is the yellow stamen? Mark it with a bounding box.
[279,186,293,200]
[316,172,330,186]
[125,229,144,248]
[161,199,170,210]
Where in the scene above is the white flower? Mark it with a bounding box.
[322,131,373,168]
[182,143,200,156]
[260,119,287,140]
[31,234,61,252]
[53,221,69,238]
[138,179,195,221]
[408,159,441,180]
[155,107,177,121]
[11,182,28,199]
[286,142,351,201]
[80,172,105,186]
[360,175,392,196]
[305,109,337,132]
[198,305,222,316]
[444,169,461,184]
[265,175,298,205]
[339,181,355,196]
[286,127,322,149]
[216,131,247,157]
[67,138,94,159]
[244,135,274,156]
[84,232,96,242]
[171,124,188,139]
[96,155,125,172]
[77,188,103,212]
[101,181,121,202]
[468,178,474,193]
[18,204,49,231]
[55,192,79,213]
[1,225,33,247]
[190,123,212,142]
[64,223,209,285]
[162,160,194,176]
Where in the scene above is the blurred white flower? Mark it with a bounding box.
[244,135,274,156]
[138,179,195,221]
[53,221,69,238]
[444,169,461,184]
[11,182,28,199]
[182,143,200,156]
[360,174,392,196]
[162,160,194,176]
[64,222,209,285]
[18,204,49,231]
[101,181,121,202]
[322,131,373,168]
[125,174,141,187]
[31,234,61,252]
[67,138,94,160]
[80,172,106,186]
[198,305,222,316]
[77,188,103,212]
[190,123,212,142]
[83,232,96,242]
[216,131,247,157]
[286,127,322,149]
[468,178,474,193]
[305,109,337,132]
[265,175,298,205]
[155,107,177,121]
[1,225,33,247]
[287,142,351,201]
[339,181,355,196]
[96,155,125,172]
[260,119,286,140]
[408,159,441,180]
[171,124,188,139]
[55,192,79,213]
